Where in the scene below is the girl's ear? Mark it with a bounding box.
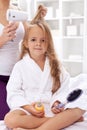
[24,41,28,48]
[25,43,28,48]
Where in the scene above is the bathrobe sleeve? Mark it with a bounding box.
[6,62,29,109]
[50,67,70,107]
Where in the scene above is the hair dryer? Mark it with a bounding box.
[6,9,29,21]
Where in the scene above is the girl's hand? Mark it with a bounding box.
[0,22,17,45]
[51,100,64,114]
[23,103,45,118]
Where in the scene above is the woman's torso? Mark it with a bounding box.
[0,22,25,75]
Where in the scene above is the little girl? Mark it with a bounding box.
[4,5,86,130]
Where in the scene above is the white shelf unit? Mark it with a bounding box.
[61,0,86,76]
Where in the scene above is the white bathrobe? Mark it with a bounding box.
[7,55,87,116]
[6,54,72,117]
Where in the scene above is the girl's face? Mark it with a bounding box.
[27,25,48,60]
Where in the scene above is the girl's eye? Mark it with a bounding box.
[31,38,36,42]
[41,39,46,43]
[41,39,45,42]
[28,38,47,44]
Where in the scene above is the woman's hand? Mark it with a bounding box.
[38,4,47,18]
[51,100,64,114]
[41,5,47,17]
[0,22,17,46]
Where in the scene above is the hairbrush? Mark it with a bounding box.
[56,89,83,109]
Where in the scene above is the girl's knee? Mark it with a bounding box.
[74,108,85,115]
[4,112,15,128]
[4,111,21,128]
[68,108,85,116]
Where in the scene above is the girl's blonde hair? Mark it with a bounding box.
[20,5,61,94]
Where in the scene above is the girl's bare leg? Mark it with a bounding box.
[13,108,85,130]
[4,110,49,129]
